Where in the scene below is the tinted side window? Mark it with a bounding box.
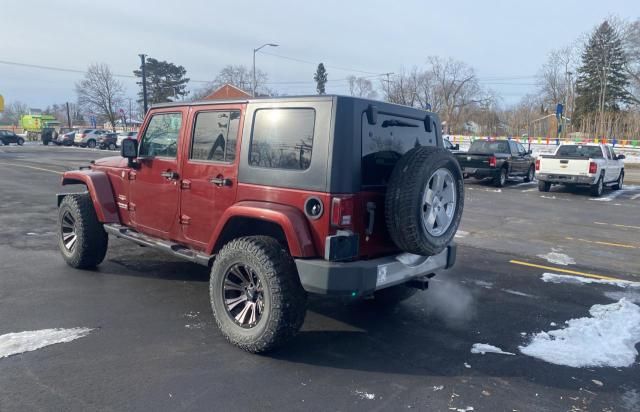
[139,113,182,158]
[191,111,240,162]
[249,108,315,170]
[517,143,527,155]
[508,141,518,154]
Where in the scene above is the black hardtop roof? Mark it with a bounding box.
[151,95,435,118]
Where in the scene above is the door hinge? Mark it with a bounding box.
[179,215,191,225]
[128,171,137,181]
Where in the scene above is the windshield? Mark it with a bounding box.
[556,145,603,158]
[469,140,509,154]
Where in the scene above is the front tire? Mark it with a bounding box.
[87,139,96,149]
[612,171,624,190]
[524,165,535,182]
[108,142,117,151]
[538,181,551,192]
[210,236,307,353]
[58,194,108,269]
[17,138,24,146]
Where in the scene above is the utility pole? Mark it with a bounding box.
[138,53,148,113]
[381,72,394,99]
[65,102,72,128]
[562,71,572,140]
[598,65,608,140]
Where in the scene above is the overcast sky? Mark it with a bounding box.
[1,0,636,110]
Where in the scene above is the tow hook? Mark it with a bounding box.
[406,274,435,290]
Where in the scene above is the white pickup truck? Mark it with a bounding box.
[536,143,625,197]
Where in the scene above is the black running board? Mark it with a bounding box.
[104,224,213,266]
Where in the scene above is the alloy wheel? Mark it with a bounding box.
[421,168,457,237]
[222,264,265,328]
[60,210,78,251]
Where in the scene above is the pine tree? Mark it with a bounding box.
[133,58,190,104]
[313,63,328,95]
[574,21,631,121]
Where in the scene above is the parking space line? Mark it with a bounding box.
[509,259,624,281]
[594,221,640,230]
[565,236,637,249]
[0,162,63,175]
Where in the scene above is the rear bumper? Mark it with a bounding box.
[295,243,456,296]
[463,167,500,179]
[537,173,595,185]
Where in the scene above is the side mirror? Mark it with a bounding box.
[121,138,138,167]
[616,154,626,160]
[424,115,432,133]
[366,105,378,125]
[453,144,460,150]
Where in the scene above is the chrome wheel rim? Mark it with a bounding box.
[500,170,506,185]
[222,264,264,328]
[60,211,78,251]
[422,168,457,237]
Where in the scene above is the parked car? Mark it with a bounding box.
[116,131,138,147]
[74,129,106,148]
[536,143,624,197]
[454,139,536,187]
[56,96,463,353]
[443,138,460,152]
[55,131,76,146]
[98,132,118,150]
[0,130,25,146]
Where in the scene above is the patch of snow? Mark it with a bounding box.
[433,385,444,391]
[537,252,575,266]
[471,343,515,356]
[464,362,471,368]
[591,379,603,386]
[604,290,640,304]
[455,407,474,412]
[541,273,640,289]
[354,390,375,400]
[473,280,493,289]
[0,327,93,359]
[520,332,527,336]
[540,195,556,199]
[550,322,557,326]
[454,230,469,239]
[519,299,640,367]
[502,289,537,298]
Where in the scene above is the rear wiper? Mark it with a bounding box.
[381,119,418,128]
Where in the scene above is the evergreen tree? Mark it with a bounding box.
[574,21,631,120]
[313,63,328,95]
[133,58,190,104]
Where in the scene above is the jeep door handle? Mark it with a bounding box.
[209,176,232,187]
[160,170,179,180]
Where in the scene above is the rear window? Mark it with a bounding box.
[362,113,434,186]
[469,140,509,154]
[556,145,603,158]
[249,108,315,170]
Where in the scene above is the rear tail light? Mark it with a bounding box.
[535,159,540,171]
[589,161,597,174]
[488,156,497,168]
[331,197,353,228]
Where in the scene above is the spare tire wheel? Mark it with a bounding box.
[385,146,464,256]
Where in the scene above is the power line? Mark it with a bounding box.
[259,51,383,75]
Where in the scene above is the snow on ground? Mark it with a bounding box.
[502,289,537,298]
[604,290,640,304]
[519,299,640,367]
[541,273,640,289]
[0,327,93,359]
[471,343,515,356]
[537,251,575,266]
[353,390,375,400]
[454,230,469,239]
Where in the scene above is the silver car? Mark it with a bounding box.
[74,129,107,148]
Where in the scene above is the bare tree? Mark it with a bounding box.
[194,65,272,99]
[0,100,29,126]
[76,64,124,130]
[537,45,580,114]
[347,75,377,99]
[621,18,640,105]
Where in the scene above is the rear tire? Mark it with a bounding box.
[494,167,507,187]
[524,165,535,182]
[385,147,464,256]
[538,181,551,192]
[57,194,108,269]
[612,171,624,190]
[87,139,96,149]
[17,138,24,146]
[210,236,307,353]
[590,176,604,197]
[108,142,116,151]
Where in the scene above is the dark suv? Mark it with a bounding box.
[0,130,25,146]
[56,96,464,352]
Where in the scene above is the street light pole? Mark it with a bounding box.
[252,43,278,97]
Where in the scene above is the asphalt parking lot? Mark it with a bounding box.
[1,145,639,412]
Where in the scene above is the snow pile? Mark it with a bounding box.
[519,299,640,367]
[541,273,640,289]
[470,343,515,356]
[353,390,375,400]
[537,251,575,266]
[0,328,93,359]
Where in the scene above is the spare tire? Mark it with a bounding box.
[385,146,464,256]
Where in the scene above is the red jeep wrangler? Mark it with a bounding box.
[56,96,464,352]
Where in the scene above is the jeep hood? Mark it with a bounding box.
[92,156,128,168]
